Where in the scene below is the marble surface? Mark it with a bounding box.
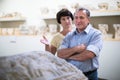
[0,51,87,80]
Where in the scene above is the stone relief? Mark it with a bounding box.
[0,51,87,80]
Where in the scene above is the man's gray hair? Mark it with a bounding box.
[75,7,90,18]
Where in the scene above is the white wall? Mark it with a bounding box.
[0,36,120,80]
[0,36,45,56]
[98,41,120,80]
[0,0,119,18]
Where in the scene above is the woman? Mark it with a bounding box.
[40,8,73,55]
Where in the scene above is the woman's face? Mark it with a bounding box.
[60,16,73,29]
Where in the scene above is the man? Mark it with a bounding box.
[57,7,103,80]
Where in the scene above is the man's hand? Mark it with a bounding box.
[75,44,86,53]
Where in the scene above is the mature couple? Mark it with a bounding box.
[40,7,103,80]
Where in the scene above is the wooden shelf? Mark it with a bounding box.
[91,10,120,17]
[104,38,120,41]
[41,10,120,19]
[0,17,26,22]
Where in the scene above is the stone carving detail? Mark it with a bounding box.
[113,24,120,39]
[0,51,87,80]
[98,24,111,39]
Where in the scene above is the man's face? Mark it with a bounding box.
[74,10,90,31]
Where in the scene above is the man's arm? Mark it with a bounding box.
[57,44,86,59]
[68,31,103,61]
[69,50,96,61]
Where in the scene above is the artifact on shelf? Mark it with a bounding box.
[58,5,68,10]
[117,1,120,10]
[1,28,8,35]
[7,28,14,35]
[40,7,49,15]
[71,3,80,10]
[83,4,97,11]
[0,27,22,36]
[49,24,57,33]
[18,19,47,35]
[19,24,29,35]
[98,24,109,39]
[0,12,25,20]
[14,28,20,35]
[98,2,109,10]
[0,28,1,35]
[113,24,120,40]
